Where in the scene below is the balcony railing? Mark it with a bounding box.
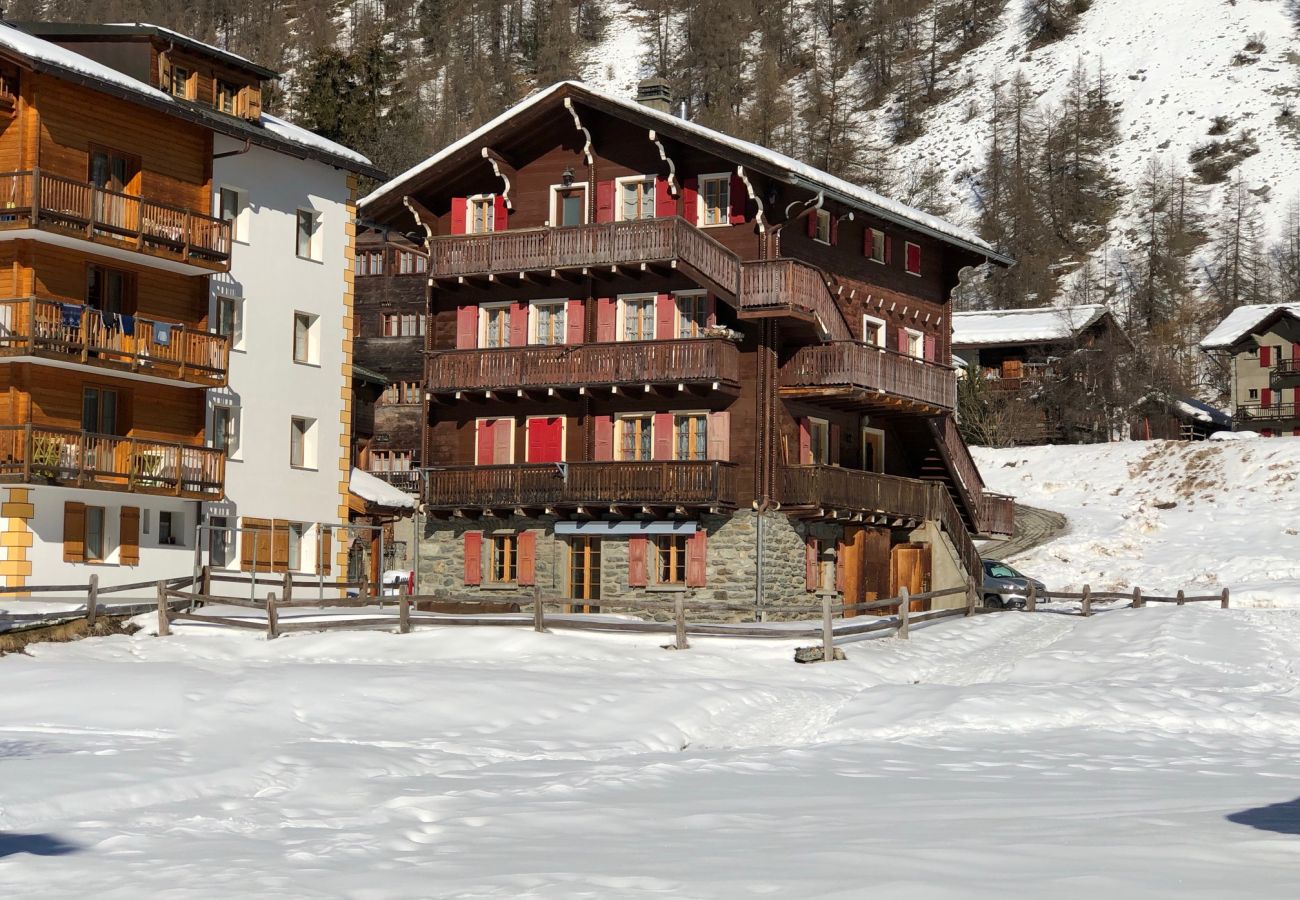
[424,461,737,510]
[739,259,851,340]
[368,469,421,494]
[0,169,231,270]
[0,297,228,387]
[780,342,956,411]
[981,492,1016,538]
[1236,403,1299,422]
[0,425,224,499]
[1271,359,1300,386]
[427,338,741,394]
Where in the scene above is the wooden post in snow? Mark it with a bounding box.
[532,582,546,633]
[282,571,293,604]
[1132,586,1143,609]
[1177,589,1185,607]
[156,580,171,636]
[821,591,835,662]
[1221,588,1230,609]
[399,595,411,634]
[200,564,212,601]
[898,586,910,640]
[266,591,279,640]
[85,574,98,627]
[1026,581,1037,613]
[674,593,689,650]
[1081,584,1092,617]
[965,580,977,617]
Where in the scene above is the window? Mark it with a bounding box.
[554,186,586,227]
[85,506,106,561]
[531,300,567,346]
[674,413,708,461]
[866,228,886,263]
[620,296,655,342]
[1248,388,1259,400]
[86,265,132,316]
[215,295,242,348]
[169,65,192,99]
[568,537,601,612]
[806,417,831,465]
[211,404,239,458]
[655,534,687,585]
[357,250,384,276]
[381,312,426,337]
[296,209,322,261]
[209,515,232,568]
[216,80,240,115]
[382,382,421,405]
[219,187,244,241]
[490,534,517,584]
[676,292,709,338]
[905,241,922,276]
[82,387,119,435]
[813,209,832,244]
[293,312,318,364]
[290,417,316,469]
[287,522,305,571]
[862,315,886,348]
[159,511,181,546]
[370,450,412,472]
[905,328,924,359]
[862,427,885,474]
[618,177,655,221]
[395,251,426,274]
[469,196,495,234]
[699,174,730,226]
[617,413,654,461]
[479,303,511,348]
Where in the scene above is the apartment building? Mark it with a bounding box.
[1201,304,1300,437]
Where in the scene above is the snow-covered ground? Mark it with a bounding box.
[975,437,1300,607]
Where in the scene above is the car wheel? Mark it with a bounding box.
[984,594,1003,609]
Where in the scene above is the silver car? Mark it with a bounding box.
[982,559,1046,609]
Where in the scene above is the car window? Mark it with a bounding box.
[986,563,1019,578]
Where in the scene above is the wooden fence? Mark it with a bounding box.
[1002,582,1231,615]
[0,574,194,629]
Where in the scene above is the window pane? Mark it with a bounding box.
[85,508,104,560]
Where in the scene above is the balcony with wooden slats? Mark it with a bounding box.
[424,460,738,515]
[0,297,229,387]
[427,338,741,398]
[367,469,421,494]
[0,425,224,499]
[0,169,231,272]
[1235,403,1300,423]
[1270,358,1300,389]
[779,342,956,414]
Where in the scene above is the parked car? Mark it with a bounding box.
[981,559,1046,609]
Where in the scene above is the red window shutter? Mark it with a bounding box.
[463,532,482,585]
[566,299,585,344]
[596,297,616,342]
[707,410,730,460]
[686,530,707,588]
[884,235,893,264]
[863,228,874,258]
[1261,388,1272,408]
[835,539,846,592]
[476,420,495,464]
[450,197,467,235]
[628,536,648,587]
[806,212,817,238]
[596,180,615,223]
[655,176,674,217]
[509,300,528,347]
[456,304,477,349]
[517,531,536,586]
[682,177,699,225]
[805,537,819,591]
[798,417,811,464]
[1293,428,1300,437]
[493,194,508,231]
[829,214,839,246]
[906,242,921,274]
[593,415,614,461]
[897,328,909,353]
[728,174,746,224]
[655,293,675,340]
[924,334,937,361]
[653,412,674,460]
[1260,345,1271,368]
[1294,344,1299,363]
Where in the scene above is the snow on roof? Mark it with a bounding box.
[1199,304,1300,350]
[1174,397,1232,427]
[360,81,1004,261]
[350,468,417,510]
[952,305,1109,347]
[107,22,261,68]
[261,113,373,167]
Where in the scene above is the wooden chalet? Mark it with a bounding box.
[360,80,1015,612]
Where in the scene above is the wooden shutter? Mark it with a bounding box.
[509,300,528,347]
[1260,345,1271,367]
[655,176,674,217]
[63,501,86,563]
[806,212,817,238]
[906,242,921,274]
[119,506,140,566]
[463,531,482,585]
[449,197,467,235]
[628,536,648,587]
[707,410,730,460]
[596,180,615,222]
[686,530,707,587]
[517,531,536,586]
[566,299,585,344]
[924,334,937,362]
[682,177,699,225]
[596,297,616,342]
[272,519,290,570]
[493,194,508,231]
[240,517,272,572]
[798,418,811,464]
[884,235,893,264]
[317,526,332,576]
[805,537,819,591]
[897,328,909,353]
[593,415,614,461]
[829,214,839,246]
[864,228,874,258]
[728,174,746,224]
[456,304,477,349]
[476,420,495,464]
[653,413,674,460]
[654,293,675,340]
[493,419,513,463]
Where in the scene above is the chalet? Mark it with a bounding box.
[359,80,1015,614]
[1199,304,1300,437]
[0,21,379,590]
[1129,394,1230,442]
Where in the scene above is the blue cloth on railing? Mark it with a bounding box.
[120,314,135,337]
[153,322,172,346]
[59,303,82,329]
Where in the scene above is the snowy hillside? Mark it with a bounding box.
[975,436,1300,605]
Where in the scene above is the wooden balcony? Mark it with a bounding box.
[779,342,956,413]
[367,469,421,494]
[424,461,738,515]
[427,338,741,397]
[981,492,1016,538]
[922,414,1014,537]
[0,425,224,499]
[1271,358,1300,389]
[0,297,228,387]
[738,259,851,340]
[0,169,230,272]
[1236,403,1299,423]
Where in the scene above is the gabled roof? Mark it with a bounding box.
[1199,304,1300,351]
[360,81,1012,266]
[952,304,1113,348]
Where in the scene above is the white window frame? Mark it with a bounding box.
[615,174,657,222]
[617,294,657,343]
[295,207,323,261]
[474,417,516,465]
[807,416,831,466]
[904,327,924,359]
[1248,388,1259,400]
[293,310,319,365]
[673,290,709,339]
[214,293,243,352]
[210,401,241,460]
[158,510,183,546]
[672,410,709,461]
[813,209,832,244]
[697,173,731,227]
[861,426,886,474]
[478,301,514,349]
[615,411,655,461]
[84,505,110,562]
[548,183,588,227]
[289,416,317,470]
[867,228,886,264]
[524,415,568,463]
[528,299,568,346]
[904,240,922,277]
[217,185,247,243]
[862,314,886,348]
[467,194,495,234]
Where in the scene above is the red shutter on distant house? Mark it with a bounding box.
[655,176,674,217]
[1260,345,1271,367]
[456,304,477,349]
[924,334,937,361]
[476,420,495,464]
[596,297,616,342]
[655,293,675,340]
[450,197,467,235]
[653,413,674,460]
[729,174,746,224]
[628,536,648,587]
[707,410,730,460]
[682,177,699,225]
[566,299,585,344]
[884,235,893,264]
[596,180,615,222]
[493,195,508,231]
[829,215,839,246]
[509,300,528,347]
[517,531,536,586]
[906,242,921,274]
[805,537,819,591]
[463,532,482,585]
[863,228,874,258]
[798,417,811,464]
[806,212,817,238]
[685,530,707,587]
[1261,388,1273,408]
[593,415,614,461]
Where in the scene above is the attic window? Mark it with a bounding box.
[217,80,240,115]
[170,65,192,99]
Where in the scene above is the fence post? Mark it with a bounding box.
[85,573,98,628]
[532,582,546,633]
[1177,589,1185,607]
[898,586,910,640]
[1081,584,1092,617]
[1221,587,1230,609]
[820,591,835,662]
[965,579,978,616]
[1132,586,1143,609]
[282,571,293,605]
[199,564,211,608]
[674,593,689,650]
[399,595,411,634]
[266,591,279,640]
[155,580,171,636]
[1026,581,1037,612]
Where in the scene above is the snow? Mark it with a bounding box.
[1199,304,1300,350]
[349,467,417,509]
[952,304,1108,347]
[1175,397,1232,428]
[260,113,373,167]
[974,439,1300,607]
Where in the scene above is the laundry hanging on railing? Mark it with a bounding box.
[153,321,173,346]
[120,314,135,337]
[59,303,82,329]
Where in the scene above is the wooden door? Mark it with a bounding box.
[889,542,932,612]
[568,537,601,613]
[527,416,564,463]
[839,526,866,618]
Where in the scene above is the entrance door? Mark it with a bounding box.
[527,416,564,463]
[861,427,885,473]
[839,525,890,617]
[889,542,932,612]
[568,537,601,612]
[554,186,587,227]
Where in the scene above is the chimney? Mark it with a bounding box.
[636,78,672,114]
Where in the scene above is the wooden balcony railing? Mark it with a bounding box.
[0,169,231,270]
[981,492,1016,538]
[427,338,741,394]
[1236,403,1299,422]
[780,342,956,411]
[367,469,421,494]
[0,425,224,499]
[1271,359,1300,384]
[0,297,228,387]
[739,259,851,340]
[424,461,737,510]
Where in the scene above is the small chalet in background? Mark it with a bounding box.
[1129,394,1230,442]
[1200,305,1300,437]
